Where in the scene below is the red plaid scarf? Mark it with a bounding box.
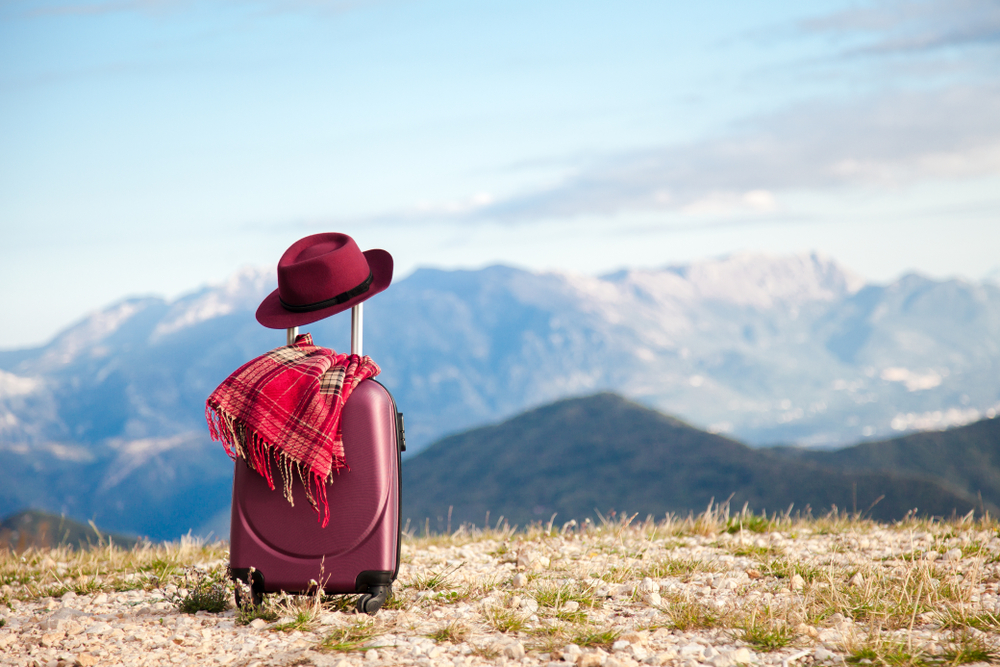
[205,333,380,527]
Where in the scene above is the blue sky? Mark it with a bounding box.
[1,0,998,349]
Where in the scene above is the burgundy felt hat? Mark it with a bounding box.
[256,233,393,329]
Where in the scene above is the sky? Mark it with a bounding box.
[1,0,999,350]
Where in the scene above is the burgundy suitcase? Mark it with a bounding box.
[228,304,404,614]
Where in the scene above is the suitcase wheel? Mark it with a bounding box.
[356,585,391,615]
[234,581,264,611]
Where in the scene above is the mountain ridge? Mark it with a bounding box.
[402,392,995,531]
[1,252,999,538]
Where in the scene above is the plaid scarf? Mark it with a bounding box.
[205,333,380,527]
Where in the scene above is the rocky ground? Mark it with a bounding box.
[2,512,999,667]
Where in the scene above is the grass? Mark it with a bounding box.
[941,632,998,665]
[533,582,599,610]
[176,568,229,614]
[483,603,528,633]
[428,620,471,643]
[570,628,620,649]
[662,593,723,631]
[316,620,378,652]
[639,555,721,580]
[735,606,795,652]
[405,562,463,592]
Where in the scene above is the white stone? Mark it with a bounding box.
[83,622,112,634]
[730,649,754,665]
[679,644,706,657]
[638,578,659,594]
[945,548,963,561]
[512,573,528,588]
[790,574,805,591]
[708,654,734,667]
[643,592,662,607]
[562,644,584,662]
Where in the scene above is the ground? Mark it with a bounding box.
[1,508,999,667]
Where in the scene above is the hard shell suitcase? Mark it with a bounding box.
[228,304,405,614]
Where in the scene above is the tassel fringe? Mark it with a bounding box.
[206,401,345,528]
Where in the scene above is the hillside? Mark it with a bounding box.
[402,393,990,530]
[0,509,139,551]
[769,417,1000,510]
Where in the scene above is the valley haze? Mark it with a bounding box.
[0,251,998,539]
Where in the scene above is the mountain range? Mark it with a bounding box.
[0,252,998,538]
[403,393,998,531]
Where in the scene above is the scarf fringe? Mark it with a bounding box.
[206,401,346,528]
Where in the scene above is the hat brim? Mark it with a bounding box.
[255,249,393,329]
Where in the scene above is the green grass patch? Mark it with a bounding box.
[428,620,471,643]
[274,609,315,633]
[483,605,528,633]
[663,595,722,631]
[570,628,620,649]
[176,570,230,615]
[317,621,378,652]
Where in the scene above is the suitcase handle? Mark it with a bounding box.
[285,303,363,355]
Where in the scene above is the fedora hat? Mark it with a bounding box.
[256,233,393,329]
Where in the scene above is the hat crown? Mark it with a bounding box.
[277,233,371,308]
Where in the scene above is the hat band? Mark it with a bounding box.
[279,271,373,313]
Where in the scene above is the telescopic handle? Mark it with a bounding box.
[284,303,362,353]
[285,303,365,357]
[351,303,363,356]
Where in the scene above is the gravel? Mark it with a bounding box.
[1,523,999,667]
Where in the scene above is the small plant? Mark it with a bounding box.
[534,583,598,610]
[664,595,722,631]
[726,514,775,534]
[570,628,619,649]
[937,609,1000,632]
[235,588,279,626]
[941,632,998,665]
[176,570,230,615]
[433,589,469,605]
[429,620,471,643]
[380,591,411,611]
[641,556,719,580]
[406,562,463,592]
[735,607,793,652]
[599,565,636,584]
[483,604,528,633]
[760,558,821,583]
[274,609,315,633]
[317,621,378,652]
[731,544,779,558]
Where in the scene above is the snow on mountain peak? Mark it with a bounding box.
[152,266,275,340]
[37,299,155,368]
[608,251,864,308]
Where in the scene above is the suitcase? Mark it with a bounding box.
[228,304,405,614]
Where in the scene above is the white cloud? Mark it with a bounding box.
[880,367,944,391]
[803,0,1000,55]
[421,82,1000,223]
